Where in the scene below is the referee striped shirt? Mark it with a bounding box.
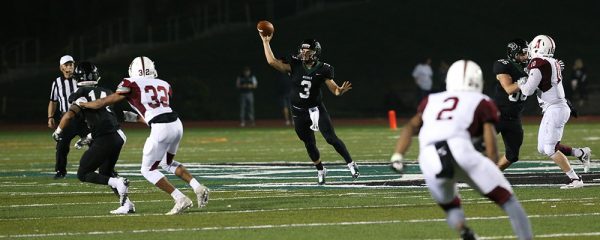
[50,76,78,113]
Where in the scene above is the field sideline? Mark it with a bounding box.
[1,122,599,239]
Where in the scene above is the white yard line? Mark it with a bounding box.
[2,212,600,238]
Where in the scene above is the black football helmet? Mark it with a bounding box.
[73,61,100,86]
[506,38,528,63]
[297,39,321,63]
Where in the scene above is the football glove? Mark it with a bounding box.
[74,133,93,149]
[123,111,139,123]
[52,127,63,142]
[517,76,527,87]
[557,59,565,71]
[390,153,404,173]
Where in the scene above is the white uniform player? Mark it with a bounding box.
[80,56,209,215]
[391,60,532,240]
[517,35,591,188]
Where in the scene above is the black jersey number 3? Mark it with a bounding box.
[299,80,311,99]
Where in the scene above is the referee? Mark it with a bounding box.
[47,55,89,179]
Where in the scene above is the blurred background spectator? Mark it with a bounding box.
[571,58,588,107]
[412,57,433,103]
[236,66,257,127]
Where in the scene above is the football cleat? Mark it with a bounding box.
[348,162,360,178]
[193,185,210,208]
[110,199,135,214]
[317,168,327,185]
[460,227,479,240]
[577,147,591,173]
[560,176,584,189]
[166,196,193,215]
[53,171,66,180]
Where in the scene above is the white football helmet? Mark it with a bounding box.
[445,60,483,93]
[528,35,555,59]
[128,56,158,78]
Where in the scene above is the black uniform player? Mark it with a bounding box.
[493,38,529,170]
[260,34,358,185]
[52,62,134,214]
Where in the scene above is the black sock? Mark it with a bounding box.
[315,162,324,170]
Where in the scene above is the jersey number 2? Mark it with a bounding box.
[436,97,459,120]
[144,86,169,108]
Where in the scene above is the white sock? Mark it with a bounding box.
[170,189,185,200]
[189,178,201,189]
[566,169,579,180]
[107,177,120,188]
[572,148,584,158]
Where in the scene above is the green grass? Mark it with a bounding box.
[1,122,599,239]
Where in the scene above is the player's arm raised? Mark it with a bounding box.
[325,79,352,96]
[497,74,521,95]
[259,33,291,73]
[80,93,126,109]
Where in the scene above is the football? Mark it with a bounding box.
[257,20,274,36]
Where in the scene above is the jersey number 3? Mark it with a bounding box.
[436,97,459,120]
[299,80,311,99]
[144,86,169,108]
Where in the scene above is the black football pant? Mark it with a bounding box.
[55,115,89,174]
[77,132,124,185]
[292,103,353,164]
[496,119,524,163]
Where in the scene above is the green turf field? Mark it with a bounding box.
[1,122,599,239]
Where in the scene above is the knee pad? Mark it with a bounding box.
[438,197,461,212]
[160,160,181,174]
[541,144,556,157]
[485,186,512,205]
[140,166,165,185]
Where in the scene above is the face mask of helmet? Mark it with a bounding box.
[298,49,317,62]
[297,39,321,64]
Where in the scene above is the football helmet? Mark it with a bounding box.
[528,35,555,59]
[445,60,483,93]
[128,56,158,78]
[73,61,100,87]
[506,38,528,63]
[297,39,321,63]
